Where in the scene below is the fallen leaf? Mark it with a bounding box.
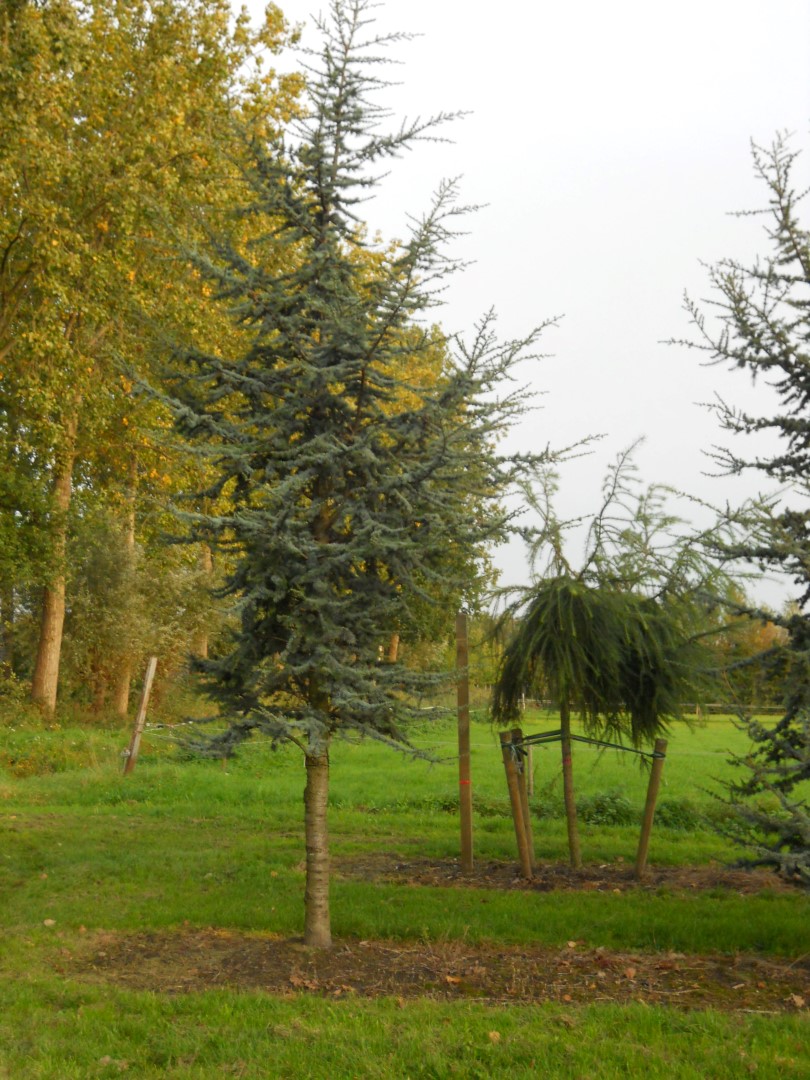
[556,1015,576,1028]
[789,994,806,1009]
[43,919,56,928]
[566,940,577,949]
[487,1031,501,1044]
[624,967,637,981]
[445,975,462,985]
[562,993,572,1002]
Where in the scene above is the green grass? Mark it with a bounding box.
[0,982,807,1078]
[0,705,808,1077]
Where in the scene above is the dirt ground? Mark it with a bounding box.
[65,858,810,1014]
[334,854,803,895]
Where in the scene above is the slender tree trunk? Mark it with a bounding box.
[191,542,213,659]
[0,584,14,677]
[303,746,332,948]
[387,632,399,663]
[90,651,108,714]
[560,699,582,868]
[31,415,78,716]
[112,455,137,717]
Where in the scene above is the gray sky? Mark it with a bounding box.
[250,0,810,606]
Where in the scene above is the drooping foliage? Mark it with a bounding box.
[492,576,706,746]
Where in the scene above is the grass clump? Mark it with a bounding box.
[655,797,706,831]
[576,789,637,826]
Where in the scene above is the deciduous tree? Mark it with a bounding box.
[0,0,298,712]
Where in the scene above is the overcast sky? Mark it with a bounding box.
[249,0,810,606]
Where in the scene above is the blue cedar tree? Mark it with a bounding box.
[680,135,810,884]
[159,0,553,943]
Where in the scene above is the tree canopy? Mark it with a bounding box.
[678,135,810,884]
[158,0,553,945]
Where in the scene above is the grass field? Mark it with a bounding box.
[0,702,808,1077]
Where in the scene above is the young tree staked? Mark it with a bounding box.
[162,0,550,946]
[491,455,721,868]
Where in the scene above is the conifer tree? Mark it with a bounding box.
[161,0,551,946]
[492,452,724,868]
[678,135,810,884]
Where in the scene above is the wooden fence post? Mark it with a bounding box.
[123,656,158,776]
[635,738,668,880]
[457,611,473,873]
[511,727,536,872]
[500,730,533,880]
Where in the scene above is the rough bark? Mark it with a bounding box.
[31,415,78,716]
[560,699,582,868]
[303,747,332,948]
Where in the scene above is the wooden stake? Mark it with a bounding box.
[456,611,473,873]
[527,745,534,797]
[635,738,668,880]
[500,730,533,880]
[123,656,158,776]
[512,727,536,871]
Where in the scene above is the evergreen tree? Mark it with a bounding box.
[678,134,810,884]
[160,0,551,946]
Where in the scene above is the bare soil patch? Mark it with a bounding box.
[62,861,807,1013]
[335,854,801,895]
[68,929,809,1014]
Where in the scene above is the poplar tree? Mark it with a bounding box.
[0,0,297,714]
[162,0,550,946]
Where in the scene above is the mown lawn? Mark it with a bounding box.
[0,706,808,1078]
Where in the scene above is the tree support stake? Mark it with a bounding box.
[635,738,668,880]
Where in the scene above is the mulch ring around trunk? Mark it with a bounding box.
[334,854,803,895]
[65,930,810,1014]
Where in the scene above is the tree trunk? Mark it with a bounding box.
[112,455,137,718]
[31,416,78,716]
[90,651,108,714]
[191,542,213,659]
[560,699,582,868]
[0,584,14,677]
[387,632,399,663]
[303,747,332,948]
